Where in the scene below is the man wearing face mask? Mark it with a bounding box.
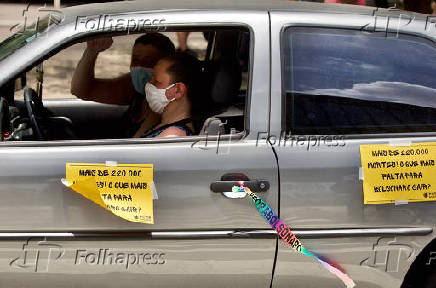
[135,52,202,138]
[71,33,175,137]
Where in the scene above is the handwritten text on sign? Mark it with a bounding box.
[360,143,436,204]
[65,163,154,224]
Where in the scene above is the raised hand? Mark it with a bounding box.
[86,37,113,54]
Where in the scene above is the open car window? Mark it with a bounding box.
[4,27,250,142]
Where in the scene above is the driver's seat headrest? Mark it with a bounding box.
[208,58,242,106]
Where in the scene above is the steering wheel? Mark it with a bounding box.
[23,88,77,140]
[24,87,44,140]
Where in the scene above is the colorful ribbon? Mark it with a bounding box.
[232,184,356,288]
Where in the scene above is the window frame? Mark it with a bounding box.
[0,10,266,146]
[280,25,436,139]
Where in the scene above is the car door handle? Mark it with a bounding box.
[210,180,270,193]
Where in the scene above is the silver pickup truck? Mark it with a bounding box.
[0,0,435,287]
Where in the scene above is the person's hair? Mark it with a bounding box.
[164,52,201,99]
[163,52,210,133]
[134,33,175,57]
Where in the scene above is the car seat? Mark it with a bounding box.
[199,31,243,135]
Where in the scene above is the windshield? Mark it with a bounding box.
[0,14,61,62]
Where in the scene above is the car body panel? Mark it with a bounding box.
[0,141,278,230]
[0,238,275,288]
[270,11,436,287]
[0,8,278,286]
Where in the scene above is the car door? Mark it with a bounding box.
[270,10,436,288]
[0,9,278,287]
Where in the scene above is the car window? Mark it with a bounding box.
[5,27,249,141]
[282,27,436,135]
[15,34,146,100]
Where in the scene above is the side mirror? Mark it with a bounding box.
[14,73,26,92]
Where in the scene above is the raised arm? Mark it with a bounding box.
[71,37,134,105]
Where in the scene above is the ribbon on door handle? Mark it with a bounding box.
[233,183,356,288]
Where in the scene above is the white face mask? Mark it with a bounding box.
[145,82,176,114]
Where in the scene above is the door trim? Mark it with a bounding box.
[0,227,430,240]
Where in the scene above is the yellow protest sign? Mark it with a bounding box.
[360,143,436,204]
[65,163,154,224]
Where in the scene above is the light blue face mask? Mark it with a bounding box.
[130,66,153,95]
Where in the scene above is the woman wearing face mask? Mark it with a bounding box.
[133,52,201,138]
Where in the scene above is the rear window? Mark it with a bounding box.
[282,27,436,135]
